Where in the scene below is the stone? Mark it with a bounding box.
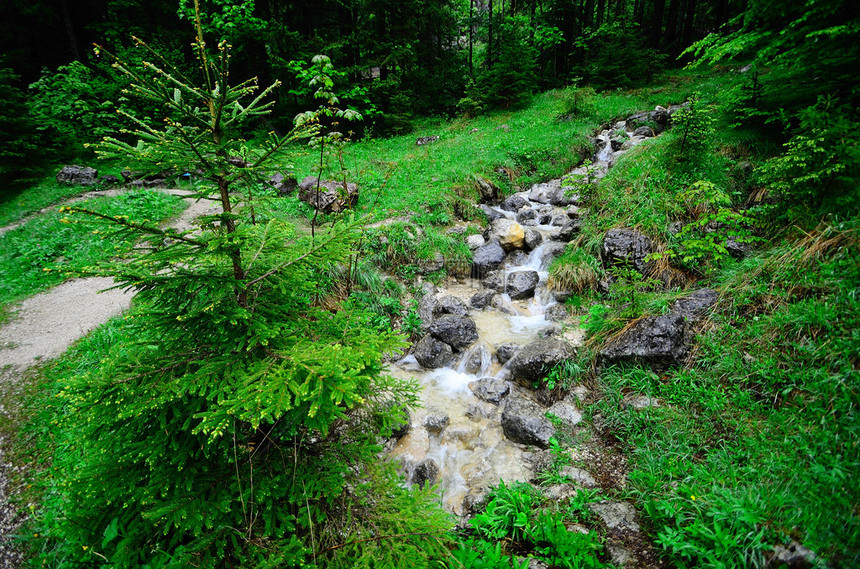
[98,174,120,185]
[481,271,505,292]
[297,175,358,213]
[475,176,498,202]
[625,108,670,133]
[506,270,540,300]
[546,400,582,427]
[556,219,582,241]
[540,242,567,267]
[395,354,422,372]
[413,334,454,369]
[56,165,98,185]
[428,315,479,352]
[503,249,530,269]
[610,136,626,151]
[769,541,817,568]
[524,229,543,251]
[470,289,496,309]
[587,501,640,532]
[501,194,529,212]
[412,459,440,488]
[472,241,507,278]
[479,204,506,223]
[598,312,689,371]
[120,169,139,183]
[501,396,555,448]
[516,208,537,225]
[600,228,655,274]
[725,237,754,258]
[550,213,569,226]
[671,288,718,322]
[607,542,635,567]
[469,378,511,404]
[559,466,598,488]
[492,218,525,251]
[417,252,445,275]
[633,125,656,137]
[466,234,486,250]
[423,411,450,433]
[465,403,495,421]
[418,294,468,332]
[496,343,521,364]
[416,135,440,145]
[544,304,569,323]
[508,337,576,386]
[528,179,562,204]
[268,172,298,196]
[622,395,660,410]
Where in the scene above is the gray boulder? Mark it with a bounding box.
[600,228,655,274]
[416,135,440,146]
[501,396,555,448]
[469,378,511,404]
[556,219,582,242]
[475,176,498,203]
[98,174,120,185]
[413,459,440,488]
[598,312,689,370]
[544,304,569,323]
[481,271,505,292]
[496,343,521,364]
[470,289,496,309]
[506,270,540,300]
[547,400,582,427]
[472,241,507,277]
[466,234,486,250]
[540,242,567,267]
[479,204,506,223]
[587,501,640,532]
[268,172,298,196]
[508,338,576,385]
[56,165,98,186]
[297,175,358,213]
[418,294,468,332]
[428,315,479,352]
[516,208,537,225]
[413,335,454,369]
[633,125,656,137]
[501,195,529,212]
[503,249,530,268]
[671,288,718,322]
[423,411,450,433]
[492,218,525,251]
[524,229,543,251]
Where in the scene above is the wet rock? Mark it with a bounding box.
[540,242,568,267]
[462,344,490,374]
[566,205,583,218]
[508,337,576,386]
[491,295,519,315]
[542,484,581,501]
[633,125,656,137]
[598,312,689,371]
[418,294,468,332]
[479,204,506,222]
[516,208,537,225]
[671,288,718,322]
[465,403,496,421]
[470,289,496,309]
[120,169,139,182]
[600,228,655,274]
[56,165,98,185]
[297,176,358,213]
[556,219,582,241]
[610,136,626,151]
[416,135,440,145]
[423,411,450,433]
[550,213,569,226]
[99,174,120,185]
[462,489,490,514]
[506,270,540,300]
[588,501,640,532]
[413,459,440,488]
[466,234,486,250]
[547,400,582,427]
[496,343,521,364]
[524,229,543,251]
[769,541,817,568]
[492,218,525,251]
[501,396,555,448]
[481,271,505,292]
[472,241,507,276]
[396,354,422,372]
[544,304,569,323]
[428,315,479,352]
[503,249,530,268]
[469,378,511,404]
[268,172,298,196]
[528,179,562,204]
[413,334,454,368]
[626,108,670,133]
[501,194,529,212]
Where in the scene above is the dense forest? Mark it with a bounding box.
[0,0,858,568]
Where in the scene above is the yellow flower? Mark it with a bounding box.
[690,495,696,501]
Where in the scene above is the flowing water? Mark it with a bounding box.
[387,120,648,515]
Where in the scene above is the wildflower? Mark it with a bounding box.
[690,495,696,501]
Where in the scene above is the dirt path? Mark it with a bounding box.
[0,189,220,566]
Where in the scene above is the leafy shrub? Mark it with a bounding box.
[0,66,40,185]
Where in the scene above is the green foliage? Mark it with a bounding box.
[0,190,183,308]
[470,15,539,109]
[0,66,40,184]
[571,22,666,90]
[672,92,716,157]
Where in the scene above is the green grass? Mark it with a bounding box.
[0,172,94,227]
[0,189,185,308]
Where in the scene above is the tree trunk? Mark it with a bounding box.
[58,0,80,61]
[650,0,666,49]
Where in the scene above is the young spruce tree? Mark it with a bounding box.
[26,2,451,567]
